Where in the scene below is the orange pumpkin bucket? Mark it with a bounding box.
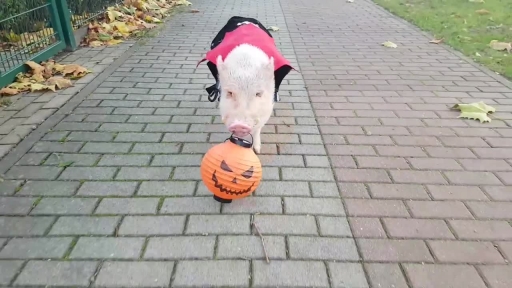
[200,134,262,203]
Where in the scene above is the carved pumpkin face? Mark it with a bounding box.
[201,137,262,201]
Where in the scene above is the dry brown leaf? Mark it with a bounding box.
[47,77,73,89]
[63,64,90,77]
[429,38,444,44]
[489,40,512,53]
[475,9,490,15]
[25,61,45,76]
[190,9,200,13]
[0,87,20,96]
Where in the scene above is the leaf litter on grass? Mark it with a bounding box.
[81,0,192,48]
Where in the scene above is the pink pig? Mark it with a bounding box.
[198,16,294,154]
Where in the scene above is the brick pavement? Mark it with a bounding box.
[1,0,512,286]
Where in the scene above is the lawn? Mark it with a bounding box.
[373,0,512,79]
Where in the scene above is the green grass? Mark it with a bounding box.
[373,0,512,79]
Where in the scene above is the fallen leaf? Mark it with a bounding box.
[0,87,19,96]
[268,26,279,31]
[429,38,444,44]
[489,40,511,53]
[382,41,398,48]
[47,77,73,89]
[469,0,484,2]
[475,52,481,57]
[62,64,90,77]
[25,61,45,76]
[475,9,490,15]
[30,83,56,92]
[190,9,200,13]
[107,39,124,45]
[89,40,104,47]
[451,101,496,123]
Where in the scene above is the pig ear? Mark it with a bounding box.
[216,55,224,73]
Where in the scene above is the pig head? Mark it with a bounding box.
[216,44,275,154]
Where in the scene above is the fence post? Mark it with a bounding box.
[53,0,78,51]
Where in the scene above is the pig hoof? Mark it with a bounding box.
[253,146,261,154]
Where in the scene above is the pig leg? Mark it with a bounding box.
[252,126,262,154]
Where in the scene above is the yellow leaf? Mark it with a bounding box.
[429,38,444,44]
[107,39,124,46]
[111,21,131,33]
[489,40,511,53]
[62,64,90,77]
[382,41,398,48]
[0,87,20,96]
[98,33,112,41]
[8,82,31,90]
[53,63,66,73]
[47,77,73,89]
[25,61,45,75]
[30,83,55,92]
[475,9,490,15]
[175,0,192,6]
[268,26,279,31]
[107,10,124,22]
[451,101,496,123]
[89,40,104,47]
[30,73,45,83]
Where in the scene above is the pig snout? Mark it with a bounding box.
[228,121,252,137]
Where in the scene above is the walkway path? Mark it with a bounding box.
[1,0,512,287]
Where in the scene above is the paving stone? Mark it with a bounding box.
[0,145,13,158]
[151,154,202,166]
[284,197,345,215]
[137,181,195,196]
[77,181,138,196]
[67,131,115,142]
[317,216,352,237]
[328,263,369,288]
[252,260,329,288]
[14,260,98,286]
[31,197,98,215]
[346,199,410,217]
[160,197,220,214]
[186,215,250,235]
[383,218,455,239]
[253,215,318,235]
[310,182,340,197]
[70,237,145,259]
[59,167,116,180]
[466,202,512,219]
[173,260,249,287]
[221,197,283,214]
[43,153,101,166]
[118,215,185,235]
[16,153,49,165]
[428,240,505,264]
[50,216,120,235]
[349,217,387,238]
[5,166,62,180]
[479,265,512,288]
[95,198,159,214]
[0,180,22,195]
[0,197,36,215]
[0,260,23,285]
[18,181,80,196]
[94,261,174,287]
[217,235,287,260]
[0,237,73,259]
[0,216,55,236]
[364,263,408,288]
[81,142,131,153]
[254,181,310,196]
[404,264,487,288]
[358,239,434,262]
[288,236,359,260]
[368,183,430,200]
[406,200,473,219]
[427,185,488,200]
[448,220,512,240]
[144,236,215,259]
[116,167,172,180]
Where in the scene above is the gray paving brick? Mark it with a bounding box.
[98,154,152,166]
[217,235,286,260]
[0,260,23,285]
[94,261,174,287]
[118,216,185,235]
[253,215,318,235]
[310,182,340,197]
[317,216,352,237]
[255,181,310,196]
[98,123,144,132]
[0,197,37,215]
[53,122,100,131]
[77,181,138,196]
[284,197,345,215]
[43,153,101,166]
[0,237,73,259]
[221,197,283,214]
[96,198,159,214]
[132,143,181,153]
[67,131,115,142]
[81,142,131,153]
[404,264,487,288]
[365,263,409,288]
[186,215,250,235]
[0,216,55,236]
[328,263,369,288]
[151,154,202,166]
[252,260,329,288]
[288,236,359,260]
[160,197,220,214]
[17,181,80,196]
[16,153,49,165]
[49,216,120,235]
[114,132,162,142]
[70,237,145,259]
[14,260,98,286]
[144,236,215,259]
[116,167,172,180]
[0,180,22,196]
[31,197,98,215]
[173,260,249,287]
[282,167,335,181]
[59,167,117,180]
[5,166,62,180]
[137,181,195,196]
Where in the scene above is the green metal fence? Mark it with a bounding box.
[0,0,122,88]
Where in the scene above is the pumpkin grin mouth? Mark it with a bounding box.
[212,170,255,195]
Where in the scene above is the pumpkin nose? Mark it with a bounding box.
[232,178,237,184]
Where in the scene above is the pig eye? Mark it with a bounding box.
[226,91,234,98]
[255,92,262,97]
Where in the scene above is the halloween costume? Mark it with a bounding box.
[197,16,294,102]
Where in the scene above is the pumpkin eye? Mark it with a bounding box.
[242,166,254,179]
[220,160,233,172]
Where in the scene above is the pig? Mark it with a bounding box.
[197,16,295,154]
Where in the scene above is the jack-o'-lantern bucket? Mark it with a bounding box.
[200,134,262,203]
